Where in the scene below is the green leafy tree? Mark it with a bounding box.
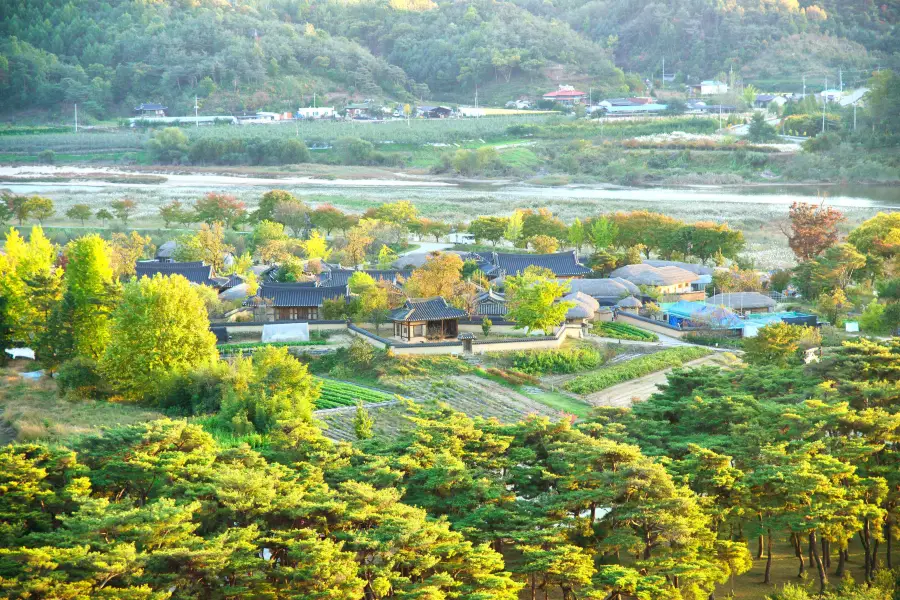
[0,226,61,342]
[588,215,618,249]
[816,288,852,326]
[95,208,114,226]
[109,199,137,226]
[376,244,398,269]
[743,322,819,366]
[221,346,320,433]
[482,317,492,337]
[354,401,374,440]
[469,216,508,246]
[567,218,585,253]
[36,235,119,368]
[24,196,54,225]
[505,266,573,334]
[147,126,189,162]
[65,204,92,226]
[748,111,777,142]
[193,193,246,228]
[255,190,300,223]
[158,200,188,229]
[100,273,218,399]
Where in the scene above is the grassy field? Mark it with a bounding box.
[0,363,162,444]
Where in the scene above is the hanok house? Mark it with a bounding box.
[475,289,507,317]
[134,103,167,117]
[390,297,467,342]
[609,263,701,299]
[542,85,587,106]
[489,251,592,279]
[134,261,227,289]
[250,283,348,321]
[416,105,453,119]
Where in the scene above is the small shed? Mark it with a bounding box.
[134,103,167,117]
[391,297,467,342]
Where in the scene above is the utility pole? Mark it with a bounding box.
[853,101,858,131]
[589,87,592,108]
[474,85,478,109]
[802,74,806,98]
[74,103,78,133]
[839,67,843,93]
[661,57,665,89]
[313,92,316,108]
[194,95,199,128]
[822,77,827,133]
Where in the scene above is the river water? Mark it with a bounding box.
[1,166,897,211]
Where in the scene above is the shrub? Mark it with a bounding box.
[510,347,603,375]
[56,357,109,400]
[486,367,540,386]
[564,347,711,394]
[38,149,55,164]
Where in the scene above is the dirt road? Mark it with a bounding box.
[583,354,728,408]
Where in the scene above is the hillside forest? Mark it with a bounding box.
[0,0,898,119]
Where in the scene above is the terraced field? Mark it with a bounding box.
[316,374,562,442]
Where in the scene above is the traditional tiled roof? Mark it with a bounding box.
[707,292,776,310]
[134,261,223,287]
[610,263,700,286]
[492,251,592,277]
[476,289,506,303]
[390,297,467,322]
[319,268,412,288]
[254,283,348,308]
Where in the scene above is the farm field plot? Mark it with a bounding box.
[314,377,396,409]
[565,346,712,395]
[381,374,560,421]
[317,402,411,443]
[591,321,658,341]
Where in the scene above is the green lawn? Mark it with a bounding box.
[518,389,593,419]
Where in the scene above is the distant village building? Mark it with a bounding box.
[416,105,453,119]
[345,102,377,119]
[297,107,335,119]
[475,289,508,317]
[610,263,701,297]
[542,85,587,106]
[820,89,843,103]
[134,103,167,117]
[690,80,729,96]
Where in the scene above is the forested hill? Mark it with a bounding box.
[0,0,896,121]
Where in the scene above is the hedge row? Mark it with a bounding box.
[564,347,711,394]
[218,340,328,352]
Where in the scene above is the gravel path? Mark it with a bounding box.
[583,355,727,408]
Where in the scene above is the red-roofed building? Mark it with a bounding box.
[542,85,586,106]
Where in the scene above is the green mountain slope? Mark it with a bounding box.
[0,0,895,120]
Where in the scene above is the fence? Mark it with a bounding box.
[347,323,571,355]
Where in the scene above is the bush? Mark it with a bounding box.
[56,357,109,400]
[38,149,55,164]
[152,362,232,416]
[485,367,540,386]
[510,347,603,375]
[564,347,711,394]
[682,333,743,349]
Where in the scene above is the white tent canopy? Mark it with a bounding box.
[262,323,310,342]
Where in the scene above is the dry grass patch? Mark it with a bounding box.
[0,367,162,444]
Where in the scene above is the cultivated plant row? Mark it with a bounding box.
[565,347,711,394]
[314,378,394,409]
[592,322,659,342]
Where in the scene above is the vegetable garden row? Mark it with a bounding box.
[314,378,395,409]
[592,322,659,341]
[565,347,711,394]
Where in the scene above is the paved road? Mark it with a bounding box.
[404,241,453,255]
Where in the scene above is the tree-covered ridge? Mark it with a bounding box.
[1,0,895,119]
[0,0,423,118]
